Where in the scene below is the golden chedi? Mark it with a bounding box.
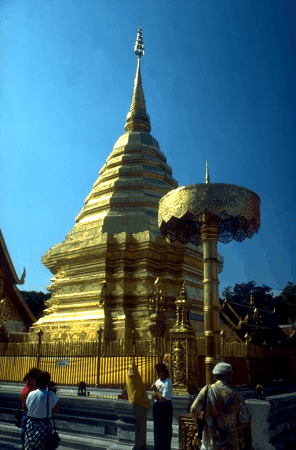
[30,26,222,342]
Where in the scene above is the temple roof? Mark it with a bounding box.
[0,229,25,285]
[0,229,36,327]
[220,299,296,346]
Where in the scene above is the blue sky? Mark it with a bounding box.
[1,0,295,296]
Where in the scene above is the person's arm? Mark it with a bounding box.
[50,392,59,415]
[154,390,167,403]
[21,386,29,410]
[53,403,59,414]
[158,379,172,403]
[237,396,250,428]
[190,387,206,426]
[151,381,160,400]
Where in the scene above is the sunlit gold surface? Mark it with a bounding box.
[179,414,253,450]
[170,283,198,393]
[158,183,260,245]
[201,210,221,384]
[30,27,208,341]
[0,231,35,341]
[158,182,260,384]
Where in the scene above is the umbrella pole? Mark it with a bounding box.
[201,209,221,384]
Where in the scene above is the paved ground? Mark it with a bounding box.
[0,383,180,449]
[0,422,179,450]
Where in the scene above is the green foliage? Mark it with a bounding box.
[222,281,275,312]
[222,281,296,322]
[274,282,296,322]
[20,290,50,319]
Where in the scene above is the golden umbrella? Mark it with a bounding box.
[158,163,260,383]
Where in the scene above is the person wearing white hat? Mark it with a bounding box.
[190,362,250,449]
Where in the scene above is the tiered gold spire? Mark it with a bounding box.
[34,24,206,342]
[205,159,210,184]
[125,24,151,133]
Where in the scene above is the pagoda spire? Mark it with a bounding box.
[205,159,210,184]
[125,23,151,133]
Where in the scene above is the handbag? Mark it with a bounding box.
[14,407,23,428]
[45,389,61,450]
[197,385,209,440]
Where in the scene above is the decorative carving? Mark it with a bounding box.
[172,340,185,385]
[188,339,198,388]
[251,308,263,327]
[170,282,198,393]
[149,277,167,338]
[173,281,192,332]
[0,296,23,324]
[19,268,26,285]
[158,183,260,246]
[179,414,253,450]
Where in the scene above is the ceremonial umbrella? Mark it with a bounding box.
[158,164,260,383]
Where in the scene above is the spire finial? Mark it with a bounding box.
[205,159,210,184]
[125,23,151,133]
[134,20,145,58]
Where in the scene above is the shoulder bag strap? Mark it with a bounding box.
[47,389,57,432]
[47,388,50,434]
[203,385,210,411]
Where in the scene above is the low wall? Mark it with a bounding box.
[246,393,296,450]
[2,385,296,449]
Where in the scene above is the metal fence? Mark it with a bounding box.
[0,337,293,389]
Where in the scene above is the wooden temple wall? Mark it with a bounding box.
[0,338,293,388]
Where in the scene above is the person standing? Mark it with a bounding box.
[126,363,150,450]
[152,363,173,450]
[24,371,59,450]
[190,362,250,450]
[20,368,41,450]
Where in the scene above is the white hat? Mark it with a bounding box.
[212,362,233,375]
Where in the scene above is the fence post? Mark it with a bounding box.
[131,330,136,361]
[220,330,225,361]
[36,329,43,369]
[96,327,103,388]
[244,333,251,386]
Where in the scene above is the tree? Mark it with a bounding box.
[274,282,296,322]
[221,281,275,312]
[20,290,50,319]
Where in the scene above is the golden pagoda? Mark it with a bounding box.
[30,26,222,342]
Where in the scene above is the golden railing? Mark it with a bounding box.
[0,338,168,388]
[0,337,293,388]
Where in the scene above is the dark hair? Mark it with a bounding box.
[155,363,169,378]
[23,368,41,383]
[36,371,51,389]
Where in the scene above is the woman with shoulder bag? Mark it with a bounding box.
[24,371,59,450]
[19,368,41,450]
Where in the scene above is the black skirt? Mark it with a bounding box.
[24,416,52,450]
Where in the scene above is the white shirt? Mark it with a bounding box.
[155,377,173,401]
[26,389,59,419]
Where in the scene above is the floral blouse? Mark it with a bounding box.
[190,380,250,450]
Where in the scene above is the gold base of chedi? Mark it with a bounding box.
[29,26,223,342]
[30,230,209,342]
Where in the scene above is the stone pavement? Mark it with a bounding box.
[0,421,179,450]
